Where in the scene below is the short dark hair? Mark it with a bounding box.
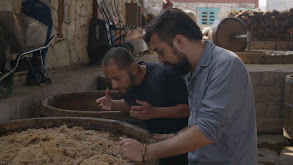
[144,8,202,46]
[102,47,135,70]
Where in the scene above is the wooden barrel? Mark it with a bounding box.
[208,17,247,52]
[0,117,157,165]
[283,74,293,140]
[40,90,146,128]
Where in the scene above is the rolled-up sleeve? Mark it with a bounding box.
[196,59,246,143]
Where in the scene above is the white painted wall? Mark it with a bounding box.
[266,0,293,11]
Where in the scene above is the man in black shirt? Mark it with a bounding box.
[96,47,189,164]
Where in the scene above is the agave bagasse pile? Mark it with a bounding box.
[227,8,293,41]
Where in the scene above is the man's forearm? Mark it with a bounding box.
[178,126,189,134]
[145,126,212,160]
[112,99,131,112]
[58,0,64,34]
[155,104,189,118]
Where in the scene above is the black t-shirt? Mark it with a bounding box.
[123,62,188,134]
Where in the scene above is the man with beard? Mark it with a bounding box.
[118,8,258,165]
[96,47,190,165]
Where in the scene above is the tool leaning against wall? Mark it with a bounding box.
[87,0,134,65]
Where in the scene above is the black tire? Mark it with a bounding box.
[0,74,13,99]
[125,42,134,54]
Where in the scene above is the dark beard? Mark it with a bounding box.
[164,47,192,77]
[172,56,192,77]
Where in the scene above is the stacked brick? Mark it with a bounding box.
[227,8,293,41]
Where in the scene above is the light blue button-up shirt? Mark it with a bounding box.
[186,41,258,165]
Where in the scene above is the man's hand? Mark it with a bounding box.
[130,100,157,120]
[119,137,143,161]
[58,29,64,38]
[96,89,112,111]
[153,133,175,141]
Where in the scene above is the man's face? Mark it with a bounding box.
[102,61,135,94]
[150,33,192,76]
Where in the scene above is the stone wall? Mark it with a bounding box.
[4,0,145,71]
[237,51,293,64]
[249,67,293,133]
[8,0,93,70]
[0,0,12,11]
[248,41,293,51]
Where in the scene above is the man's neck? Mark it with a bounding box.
[185,40,205,70]
[134,64,146,86]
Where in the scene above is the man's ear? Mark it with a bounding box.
[130,63,138,75]
[173,35,185,51]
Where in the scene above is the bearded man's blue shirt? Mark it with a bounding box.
[186,40,258,165]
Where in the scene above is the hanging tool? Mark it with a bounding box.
[95,0,134,53]
[97,0,113,47]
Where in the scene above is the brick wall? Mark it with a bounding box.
[249,69,293,133]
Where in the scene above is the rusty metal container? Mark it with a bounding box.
[40,90,146,128]
[0,117,157,165]
[283,75,293,141]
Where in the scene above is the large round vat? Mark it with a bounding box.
[283,75,293,141]
[40,90,146,128]
[0,117,156,165]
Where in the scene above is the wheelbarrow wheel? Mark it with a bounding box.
[0,74,13,99]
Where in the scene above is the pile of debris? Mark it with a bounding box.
[227,8,293,41]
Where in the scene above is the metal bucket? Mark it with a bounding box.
[40,90,146,128]
[0,117,157,165]
[283,75,293,140]
[0,11,47,53]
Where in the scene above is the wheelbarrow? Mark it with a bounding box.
[0,11,58,99]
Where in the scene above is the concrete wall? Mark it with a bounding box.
[266,0,293,11]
